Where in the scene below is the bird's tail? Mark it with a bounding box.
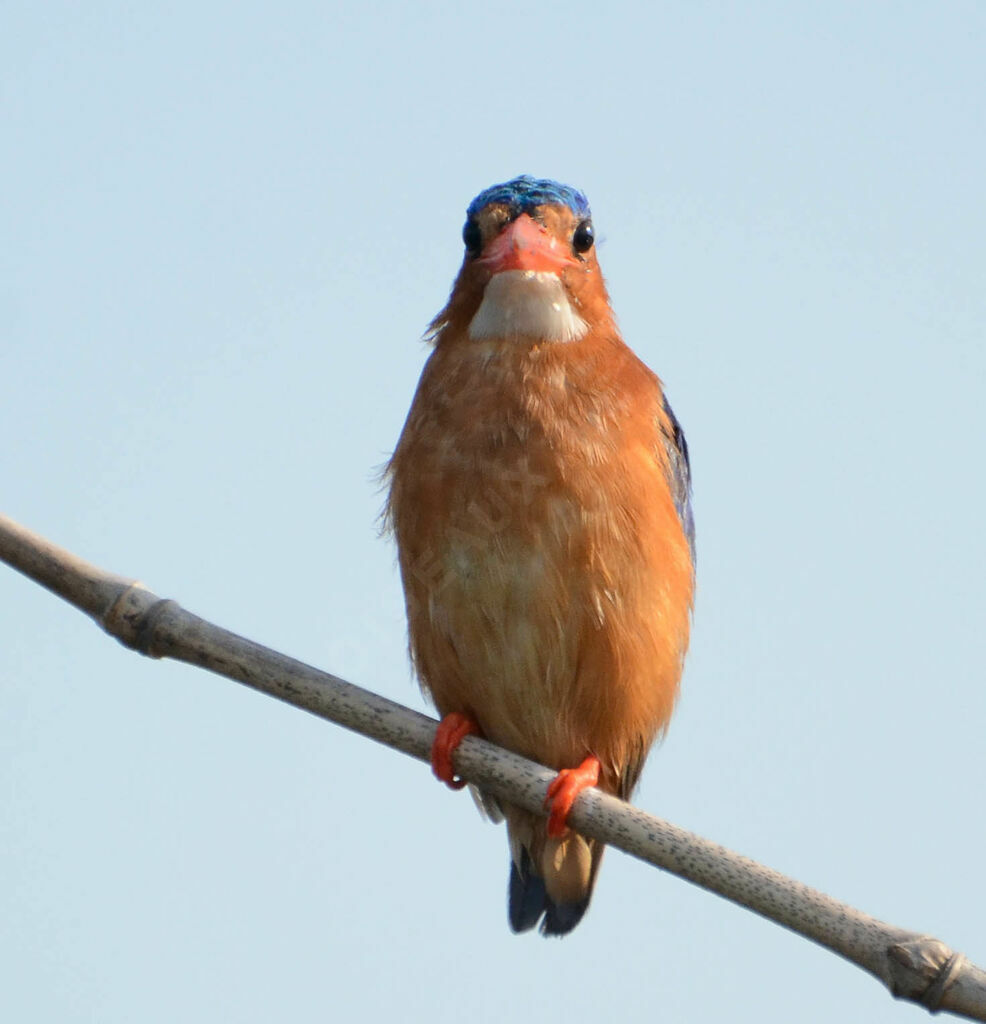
[505,809,604,937]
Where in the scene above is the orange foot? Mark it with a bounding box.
[431,712,481,790]
[544,756,601,838]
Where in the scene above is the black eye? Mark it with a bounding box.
[572,219,594,254]
[462,218,482,256]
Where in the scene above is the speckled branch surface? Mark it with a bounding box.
[1,511,983,1021]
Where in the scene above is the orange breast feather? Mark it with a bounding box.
[388,328,693,796]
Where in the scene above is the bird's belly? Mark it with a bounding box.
[406,476,684,778]
[426,505,580,762]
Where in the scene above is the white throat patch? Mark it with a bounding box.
[468,270,588,343]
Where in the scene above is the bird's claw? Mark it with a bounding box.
[544,756,601,838]
[431,712,480,790]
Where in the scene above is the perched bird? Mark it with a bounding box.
[386,175,694,936]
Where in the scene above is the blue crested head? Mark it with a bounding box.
[466,175,591,221]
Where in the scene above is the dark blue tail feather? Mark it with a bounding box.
[508,848,590,937]
[508,854,546,932]
[542,896,590,936]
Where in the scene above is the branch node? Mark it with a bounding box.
[888,936,966,1011]
[100,583,176,657]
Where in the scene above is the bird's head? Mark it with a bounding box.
[429,175,614,345]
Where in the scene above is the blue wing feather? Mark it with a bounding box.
[661,394,695,562]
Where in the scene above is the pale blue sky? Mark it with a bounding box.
[2,3,984,1021]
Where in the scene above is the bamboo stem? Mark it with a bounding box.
[1,512,983,1021]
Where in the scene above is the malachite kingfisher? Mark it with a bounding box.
[386,175,695,935]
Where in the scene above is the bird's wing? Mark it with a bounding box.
[659,393,695,564]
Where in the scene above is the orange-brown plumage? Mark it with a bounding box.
[386,176,694,935]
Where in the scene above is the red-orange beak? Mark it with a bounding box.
[479,213,577,274]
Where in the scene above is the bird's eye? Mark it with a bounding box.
[462,218,482,256]
[572,219,594,254]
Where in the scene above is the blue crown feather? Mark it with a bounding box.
[466,175,591,221]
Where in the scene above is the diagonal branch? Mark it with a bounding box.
[1,511,983,1021]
